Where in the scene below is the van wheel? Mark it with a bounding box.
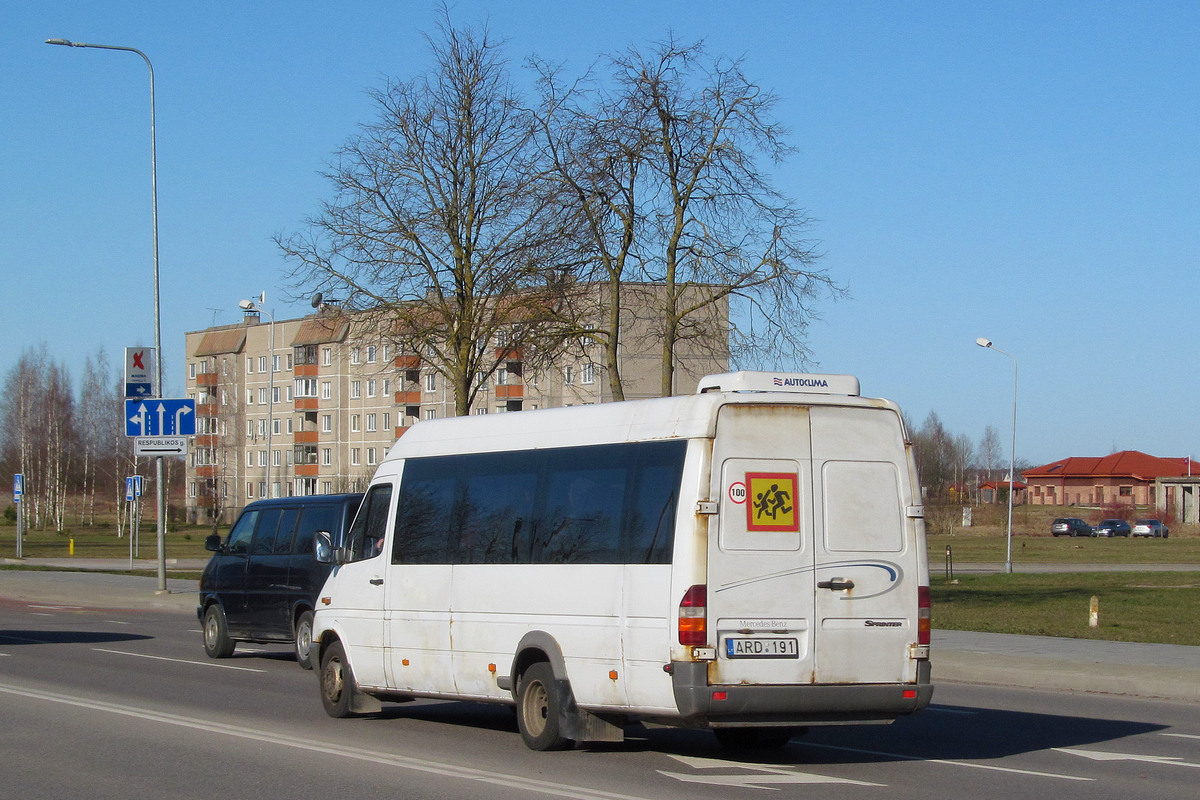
[320,640,357,718]
[202,605,235,659]
[714,727,801,750]
[516,663,572,751]
[294,611,315,670]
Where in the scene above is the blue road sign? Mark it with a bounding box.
[13,474,22,503]
[125,398,197,437]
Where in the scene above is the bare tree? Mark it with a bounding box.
[607,37,839,394]
[278,10,571,416]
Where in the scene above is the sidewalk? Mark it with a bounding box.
[3,562,1200,704]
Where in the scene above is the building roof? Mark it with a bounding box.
[193,328,246,356]
[290,316,350,346]
[1024,450,1199,480]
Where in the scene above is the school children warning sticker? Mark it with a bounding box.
[745,472,799,532]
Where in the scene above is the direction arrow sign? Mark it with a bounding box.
[125,398,196,437]
[135,436,189,456]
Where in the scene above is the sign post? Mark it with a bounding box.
[13,474,22,559]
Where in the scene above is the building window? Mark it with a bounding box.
[367,447,377,466]
[350,347,361,365]
[321,381,332,400]
[582,362,595,385]
[382,412,390,429]
[295,378,317,398]
[189,363,196,379]
[246,389,254,405]
[563,365,574,385]
[272,355,281,373]
[367,413,377,432]
[247,482,254,498]
[425,372,437,392]
[322,448,332,466]
[475,407,489,415]
[258,450,268,467]
[272,450,282,467]
[367,345,377,363]
[322,414,332,433]
[496,369,507,386]
[1119,486,1132,497]
[258,356,268,373]
[367,379,376,398]
[246,357,254,374]
[351,414,360,432]
[272,419,281,436]
[351,381,361,399]
[424,408,437,421]
[351,448,361,466]
[272,386,281,404]
[258,388,268,405]
[322,347,332,366]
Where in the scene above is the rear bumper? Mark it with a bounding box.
[670,660,933,726]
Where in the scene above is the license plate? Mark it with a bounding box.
[725,637,799,659]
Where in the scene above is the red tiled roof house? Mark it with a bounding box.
[1022,450,1199,508]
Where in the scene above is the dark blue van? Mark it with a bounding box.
[198,493,363,669]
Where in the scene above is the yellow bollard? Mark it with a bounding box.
[69,538,75,556]
[1089,595,1099,629]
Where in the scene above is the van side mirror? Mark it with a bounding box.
[314,530,335,564]
[204,534,224,553]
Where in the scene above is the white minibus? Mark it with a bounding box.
[311,371,932,750]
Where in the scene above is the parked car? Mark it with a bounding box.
[1093,518,1132,537]
[1132,519,1169,538]
[198,493,364,669]
[1051,517,1093,537]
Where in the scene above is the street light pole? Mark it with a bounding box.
[976,337,1017,574]
[240,297,275,498]
[47,38,169,591]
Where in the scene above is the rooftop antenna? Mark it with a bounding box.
[207,308,222,326]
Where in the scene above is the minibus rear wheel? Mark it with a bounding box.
[714,726,802,750]
[516,662,573,751]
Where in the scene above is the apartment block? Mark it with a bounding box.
[184,285,728,523]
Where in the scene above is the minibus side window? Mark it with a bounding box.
[345,485,393,562]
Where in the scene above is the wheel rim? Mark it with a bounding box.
[323,657,344,703]
[204,613,218,647]
[522,679,549,737]
[296,620,312,660]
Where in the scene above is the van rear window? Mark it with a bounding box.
[392,440,686,565]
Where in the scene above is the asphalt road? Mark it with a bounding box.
[2,568,1200,799]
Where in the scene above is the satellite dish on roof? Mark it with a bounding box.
[311,292,323,309]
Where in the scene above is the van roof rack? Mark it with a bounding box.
[697,371,860,396]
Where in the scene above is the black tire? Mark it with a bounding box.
[202,604,235,659]
[516,662,572,751]
[714,726,800,750]
[320,640,357,718]
[294,610,315,670]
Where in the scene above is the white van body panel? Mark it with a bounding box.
[313,372,931,738]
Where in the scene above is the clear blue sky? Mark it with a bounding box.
[3,1,1197,467]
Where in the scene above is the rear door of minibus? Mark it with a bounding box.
[707,401,917,687]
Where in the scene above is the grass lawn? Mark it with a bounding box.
[932,571,1200,646]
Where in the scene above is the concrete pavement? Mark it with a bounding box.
[3,560,1200,704]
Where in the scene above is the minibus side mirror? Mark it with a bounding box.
[314,530,335,564]
[204,534,224,553]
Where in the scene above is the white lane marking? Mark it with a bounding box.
[803,742,1093,781]
[104,620,131,626]
[0,681,654,800]
[1162,733,1200,741]
[1056,747,1200,769]
[29,605,84,610]
[659,754,882,787]
[92,648,267,673]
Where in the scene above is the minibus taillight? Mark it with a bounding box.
[678,584,707,646]
[917,585,931,646]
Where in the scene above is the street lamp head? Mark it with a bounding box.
[975,337,992,349]
[45,38,77,46]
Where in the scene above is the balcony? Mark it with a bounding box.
[196,372,218,387]
[494,384,523,399]
[395,354,421,369]
[395,390,421,405]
